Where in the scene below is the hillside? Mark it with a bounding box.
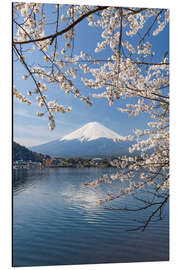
[13,141,51,162]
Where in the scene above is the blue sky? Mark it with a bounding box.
[13,3,169,147]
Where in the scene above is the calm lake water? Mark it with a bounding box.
[13,168,169,267]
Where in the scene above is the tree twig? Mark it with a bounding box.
[13,6,109,45]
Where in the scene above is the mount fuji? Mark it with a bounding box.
[30,122,132,158]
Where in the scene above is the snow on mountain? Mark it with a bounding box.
[60,122,124,142]
[30,122,131,157]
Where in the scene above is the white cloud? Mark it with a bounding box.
[14,107,35,118]
[13,123,64,147]
[14,137,46,148]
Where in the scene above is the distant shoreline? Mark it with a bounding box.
[13,164,114,170]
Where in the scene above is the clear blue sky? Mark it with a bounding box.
[13,3,169,147]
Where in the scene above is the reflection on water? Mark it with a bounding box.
[13,168,169,267]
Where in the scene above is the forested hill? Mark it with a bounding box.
[13,142,51,162]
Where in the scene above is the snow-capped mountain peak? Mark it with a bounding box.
[60,121,123,142]
[30,121,131,157]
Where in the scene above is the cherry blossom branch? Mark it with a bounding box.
[13,44,52,116]
[138,10,163,46]
[13,6,109,45]
[123,7,147,16]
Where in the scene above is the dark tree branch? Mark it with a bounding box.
[13,44,52,116]
[13,6,109,45]
[138,10,163,46]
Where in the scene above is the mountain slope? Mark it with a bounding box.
[13,141,51,161]
[30,122,132,157]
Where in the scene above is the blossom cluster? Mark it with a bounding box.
[13,86,31,105]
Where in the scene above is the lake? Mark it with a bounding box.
[13,167,169,267]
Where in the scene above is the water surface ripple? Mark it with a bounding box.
[13,168,169,267]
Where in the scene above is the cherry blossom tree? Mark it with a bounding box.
[13,2,169,230]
